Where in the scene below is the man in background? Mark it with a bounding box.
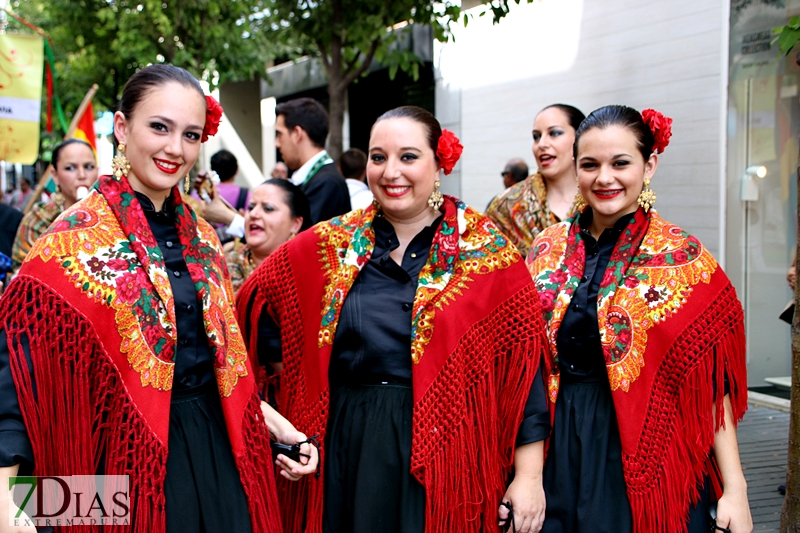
[271,162,289,180]
[501,158,528,189]
[275,98,350,223]
[339,148,373,211]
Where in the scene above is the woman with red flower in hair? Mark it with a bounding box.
[0,64,315,533]
[528,105,752,533]
[238,105,552,533]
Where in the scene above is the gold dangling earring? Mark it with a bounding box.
[51,184,64,208]
[184,174,191,195]
[427,180,444,211]
[637,176,656,211]
[112,143,130,179]
[573,192,587,212]
[371,198,382,211]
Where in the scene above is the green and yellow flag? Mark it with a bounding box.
[0,34,44,164]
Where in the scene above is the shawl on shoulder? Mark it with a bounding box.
[0,174,280,533]
[237,196,547,533]
[528,208,747,533]
[486,173,566,257]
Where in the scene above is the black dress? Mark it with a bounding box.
[258,214,550,533]
[0,193,252,533]
[541,210,711,533]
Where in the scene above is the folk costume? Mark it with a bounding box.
[528,207,747,533]
[11,196,64,270]
[486,172,570,258]
[237,196,550,533]
[0,174,280,533]
[225,240,257,294]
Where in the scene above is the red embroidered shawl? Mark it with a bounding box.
[237,196,547,533]
[0,174,280,533]
[528,208,747,533]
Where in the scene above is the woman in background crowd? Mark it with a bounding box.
[528,105,751,533]
[11,139,98,269]
[487,104,585,257]
[226,178,311,293]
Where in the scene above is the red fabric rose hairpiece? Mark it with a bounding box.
[436,129,463,175]
[641,108,672,154]
[202,95,223,143]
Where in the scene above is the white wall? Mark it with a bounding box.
[436,0,727,256]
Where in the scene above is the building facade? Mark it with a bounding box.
[229,0,797,386]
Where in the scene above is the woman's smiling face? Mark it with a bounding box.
[113,81,206,204]
[576,124,658,228]
[367,117,441,224]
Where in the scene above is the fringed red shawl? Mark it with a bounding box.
[0,174,280,533]
[237,196,547,533]
[528,207,747,533]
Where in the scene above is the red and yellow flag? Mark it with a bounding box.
[73,101,96,150]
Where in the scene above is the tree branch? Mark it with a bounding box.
[340,39,379,89]
[316,39,334,78]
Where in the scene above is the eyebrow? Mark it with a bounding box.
[369,146,422,152]
[150,115,203,130]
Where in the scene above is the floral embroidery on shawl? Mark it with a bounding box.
[27,176,248,394]
[314,197,519,363]
[529,208,717,398]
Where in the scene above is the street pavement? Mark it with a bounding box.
[739,403,790,531]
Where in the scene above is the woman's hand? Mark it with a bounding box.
[713,395,753,533]
[498,474,545,533]
[715,487,753,533]
[200,184,238,226]
[273,430,319,481]
[259,401,319,481]
[498,441,546,532]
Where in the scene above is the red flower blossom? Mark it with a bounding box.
[202,95,223,143]
[624,275,639,288]
[86,257,106,273]
[116,270,148,304]
[439,234,459,255]
[672,250,688,263]
[436,129,463,175]
[540,290,557,314]
[107,258,130,271]
[549,269,568,285]
[641,109,673,154]
[186,262,207,283]
[617,328,632,346]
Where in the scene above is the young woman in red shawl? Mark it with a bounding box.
[528,105,752,533]
[238,105,551,533]
[0,64,316,533]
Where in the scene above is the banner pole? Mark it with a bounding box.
[23,83,98,213]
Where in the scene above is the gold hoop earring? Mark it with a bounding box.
[637,176,656,211]
[428,180,444,212]
[112,143,130,179]
[184,174,191,194]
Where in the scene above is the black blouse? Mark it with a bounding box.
[555,209,636,383]
[257,214,550,446]
[0,193,217,468]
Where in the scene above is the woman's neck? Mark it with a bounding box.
[543,170,578,220]
[588,210,637,240]
[384,209,439,244]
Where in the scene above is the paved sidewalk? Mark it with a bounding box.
[739,403,790,532]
